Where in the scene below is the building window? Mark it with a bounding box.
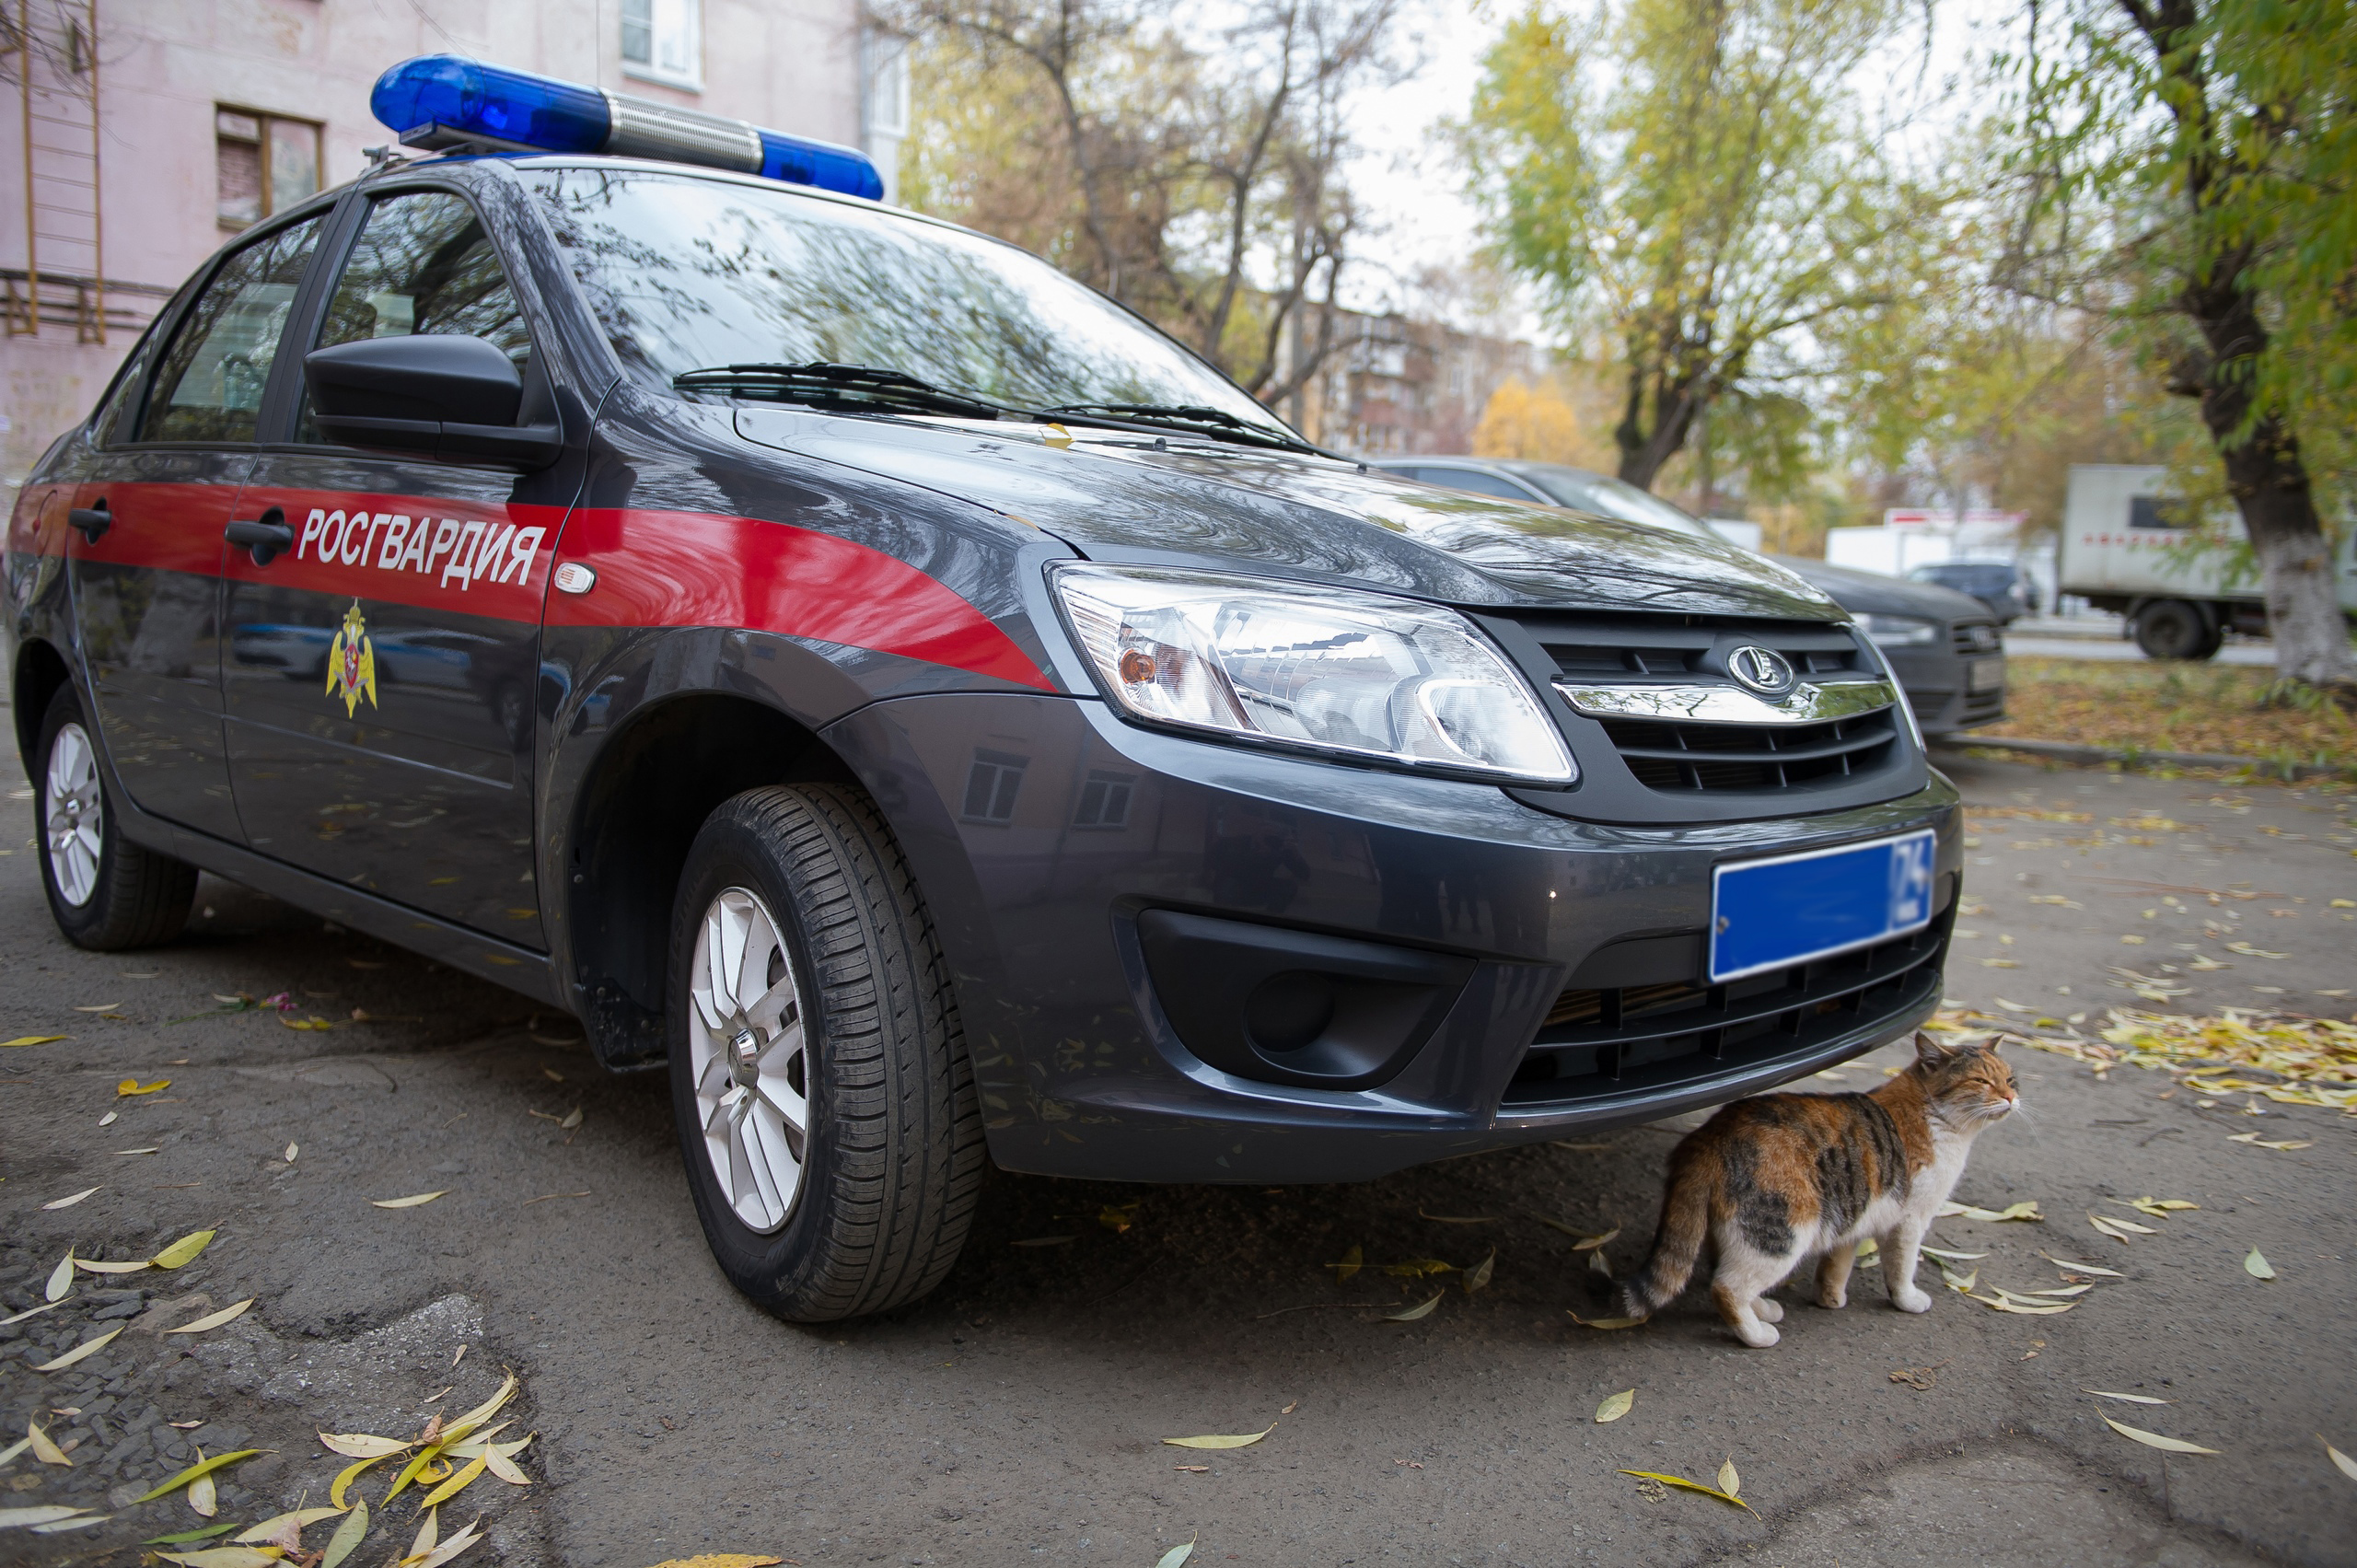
[216,109,320,230]
[861,26,910,203]
[1072,770,1134,830]
[961,749,1028,824]
[622,0,702,88]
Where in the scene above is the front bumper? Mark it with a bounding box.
[825,692,1960,1183]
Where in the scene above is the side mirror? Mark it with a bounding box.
[305,334,562,470]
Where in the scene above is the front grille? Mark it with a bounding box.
[1539,622,1866,679]
[1502,908,1952,1108]
[1596,711,1898,792]
[1493,610,1928,822]
[1950,621,2001,656]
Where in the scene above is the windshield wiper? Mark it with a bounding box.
[1031,401,1327,457]
[673,363,1007,420]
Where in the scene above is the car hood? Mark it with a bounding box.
[735,410,1844,621]
[1770,556,1991,621]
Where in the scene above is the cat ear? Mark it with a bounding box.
[1912,1029,1963,1063]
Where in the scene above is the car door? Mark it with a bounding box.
[223,186,566,939]
[66,215,326,842]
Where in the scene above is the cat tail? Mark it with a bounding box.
[1620,1164,1712,1318]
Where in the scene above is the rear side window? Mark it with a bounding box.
[139,216,322,444]
[297,191,531,443]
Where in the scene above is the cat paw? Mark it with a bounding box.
[1815,1287,1848,1310]
[1733,1318,1782,1349]
[1753,1297,1784,1323]
[1892,1285,1933,1314]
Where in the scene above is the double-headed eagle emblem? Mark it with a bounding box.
[325,599,378,717]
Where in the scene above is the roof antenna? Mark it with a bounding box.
[362,145,405,172]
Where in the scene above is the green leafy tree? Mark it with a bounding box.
[2000,0,2356,686]
[1463,0,1942,492]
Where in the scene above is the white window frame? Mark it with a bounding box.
[621,0,703,91]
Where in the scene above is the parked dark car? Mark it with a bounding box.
[1907,560,2036,623]
[6,56,1962,1322]
[1366,458,2007,737]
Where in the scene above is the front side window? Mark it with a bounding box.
[216,108,321,230]
[141,217,321,444]
[621,0,702,87]
[297,191,531,444]
[521,167,1288,436]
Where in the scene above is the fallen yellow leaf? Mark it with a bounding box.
[1617,1469,1754,1513]
[2245,1248,2275,1280]
[319,1431,413,1459]
[42,1186,100,1210]
[1568,1311,1645,1330]
[28,1422,70,1467]
[1329,1244,1362,1282]
[1463,1250,1496,1294]
[32,1326,122,1371]
[320,1498,369,1568]
[1161,1423,1276,1450]
[2083,1389,2172,1405]
[44,1251,74,1301]
[130,1447,263,1504]
[1,1035,66,1048]
[1382,1291,1445,1321]
[2325,1437,2357,1483]
[1595,1389,1634,1423]
[370,1191,447,1209]
[168,1299,255,1335]
[637,1558,788,1568]
[152,1229,215,1269]
[1716,1457,1741,1497]
[2100,1413,2219,1455]
[1572,1227,1620,1252]
[117,1078,169,1097]
[418,1452,488,1507]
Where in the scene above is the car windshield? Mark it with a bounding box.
[1510,465,1713,539]
[518,166,1291,437]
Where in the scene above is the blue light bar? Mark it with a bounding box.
[369,55,886,201]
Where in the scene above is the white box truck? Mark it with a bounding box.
[2060,465,2357,659]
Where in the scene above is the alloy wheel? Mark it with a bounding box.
[687,886,810,1233]
[44,721,103,908]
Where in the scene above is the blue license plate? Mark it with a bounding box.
[1709,830,1937,983]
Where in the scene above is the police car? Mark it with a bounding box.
[6,57,1960,1321]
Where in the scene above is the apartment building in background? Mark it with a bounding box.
[1283,308,1557,459]
[1,0,908,484]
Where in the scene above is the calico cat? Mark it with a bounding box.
[1619,1031,2019,1347]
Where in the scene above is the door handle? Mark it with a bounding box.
[68,500,110,544]
[224,509,294,566]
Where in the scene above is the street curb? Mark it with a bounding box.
[1933,734,2349,781]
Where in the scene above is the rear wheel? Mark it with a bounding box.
[667,783,983,1321]
[2133,599,2221,660]
[35,686,198,950]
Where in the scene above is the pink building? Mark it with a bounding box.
[1,0,906,485]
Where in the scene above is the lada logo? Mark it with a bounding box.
[1725,645,1796,696]
[326,599,378,717]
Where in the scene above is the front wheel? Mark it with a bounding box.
[35,686,197,950]
[667,784,983,1321]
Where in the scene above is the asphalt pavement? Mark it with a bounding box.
[3,745,2352,1567]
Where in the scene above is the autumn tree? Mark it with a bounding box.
[888,0,1407,401]
[1998,0,2356,686]
[1462,0,1946,493]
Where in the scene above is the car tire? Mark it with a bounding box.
[2133,599,2220,660]
[34,685,199,950]
[666,783,984,1322]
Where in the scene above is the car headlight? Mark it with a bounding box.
[1051,563,1576,784]
[1855,613,1939,647]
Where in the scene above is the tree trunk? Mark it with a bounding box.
[2184,301,2354,687]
